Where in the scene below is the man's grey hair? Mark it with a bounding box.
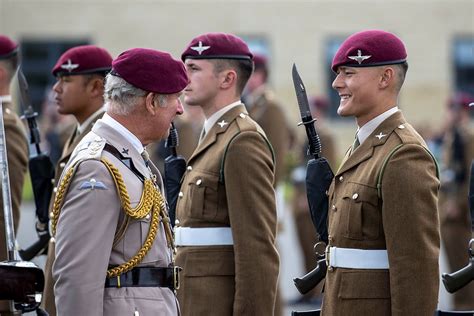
[104,73,168,115]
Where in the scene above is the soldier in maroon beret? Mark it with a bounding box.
[322,30,440,315]
[42,44,113,316]
[243,53,291,315]
[51,47,187,315]
[438,91,474,310]
[175,33,279,315]
[0,35,29,314]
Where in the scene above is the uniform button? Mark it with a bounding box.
[145,214,151,220]
[339,176,344,182]
[352,193,359,200]
[60,162,66,168]
[331,204,337,211]
[49,212,54,218]
[5,108,11,114]
[196,179,202,186]
[398,124,405,129]
[51,179,55,185]
[53,187,58,193]
[187,166,192,171]
[239,113,246,118]
[178,191,183,198]
[175,219,180,226]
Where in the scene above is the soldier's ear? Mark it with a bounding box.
[379,67,394,89]
[145,92,156,115]
[221,70,236,90]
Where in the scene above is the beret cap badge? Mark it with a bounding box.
[60,59,80,72]
[190,41,210,55]
[348,50,372,65]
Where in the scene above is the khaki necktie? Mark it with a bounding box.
[198,128,206,144]
[351,133,360,153]
[141,149,150,167]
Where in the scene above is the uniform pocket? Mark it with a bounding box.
[187,172,219,221]
[338,270,390,299]
[341,183,380,240]
[184,248,235,276]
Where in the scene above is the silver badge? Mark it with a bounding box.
[60,59,79,72]
[375,132,387,140]
[190,41,210,55]
[217,120,228,128]
[348,50,371,65]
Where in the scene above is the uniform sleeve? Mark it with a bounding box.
[381,144,440,315]
[53,159,120,315]
[259,105,291,185]
[224,131,280,315]
[0,117,28,260]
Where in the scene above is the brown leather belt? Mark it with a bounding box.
[105,266,181,290]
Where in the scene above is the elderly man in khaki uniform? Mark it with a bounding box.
[322,30,440,315]
[175,33,279,315]
[51,48,188,315]
[42,44,113,316]
[0,35,29,314]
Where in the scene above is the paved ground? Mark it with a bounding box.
[16,198,454,315]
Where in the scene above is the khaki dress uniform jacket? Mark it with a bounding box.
[0,102,28,261]
[175,104,280,315]
[52,120,178,316]
[42,110,104,316]
[322,111,440,316]
[247,89,291,185]
[439,123,474,309]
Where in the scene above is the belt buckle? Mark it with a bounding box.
[325,245,332,271]
[173,266,182,291]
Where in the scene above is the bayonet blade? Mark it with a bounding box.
[292,63,312,120]
[17,69,35,115]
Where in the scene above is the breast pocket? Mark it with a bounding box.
[341,183,380,240]
[187,172,219,221]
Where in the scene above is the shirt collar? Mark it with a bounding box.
[0,95,12,103]
[78,107,104,134]
[203,100,242,133]
[101,113,144,154]
[357,107,399,145]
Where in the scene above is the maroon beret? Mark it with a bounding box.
[0,35,18,59]
[448,92,474,110]
[112,48,188,94]
[52,45,112,76]
[310,96,330,111]
[181,33,253,61]
[332,30,407,72]
[253,53,268,71]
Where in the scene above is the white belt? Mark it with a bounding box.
[327,247,389,269]
[175,227,233,246]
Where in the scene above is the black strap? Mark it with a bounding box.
[103,143,145,182]
[105,267,175,289]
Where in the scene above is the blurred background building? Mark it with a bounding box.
[1,0,472,152]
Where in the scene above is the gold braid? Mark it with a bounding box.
[50,157,169,279]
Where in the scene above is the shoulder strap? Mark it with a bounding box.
[377,144,440,199]
[219,131,275,183]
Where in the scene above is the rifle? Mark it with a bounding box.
[442,160,474,293]
[0,95,44,313]
[17,69,55,261]
[442,238,474,293]
[291,64,334,294]
[164,122,186,228]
